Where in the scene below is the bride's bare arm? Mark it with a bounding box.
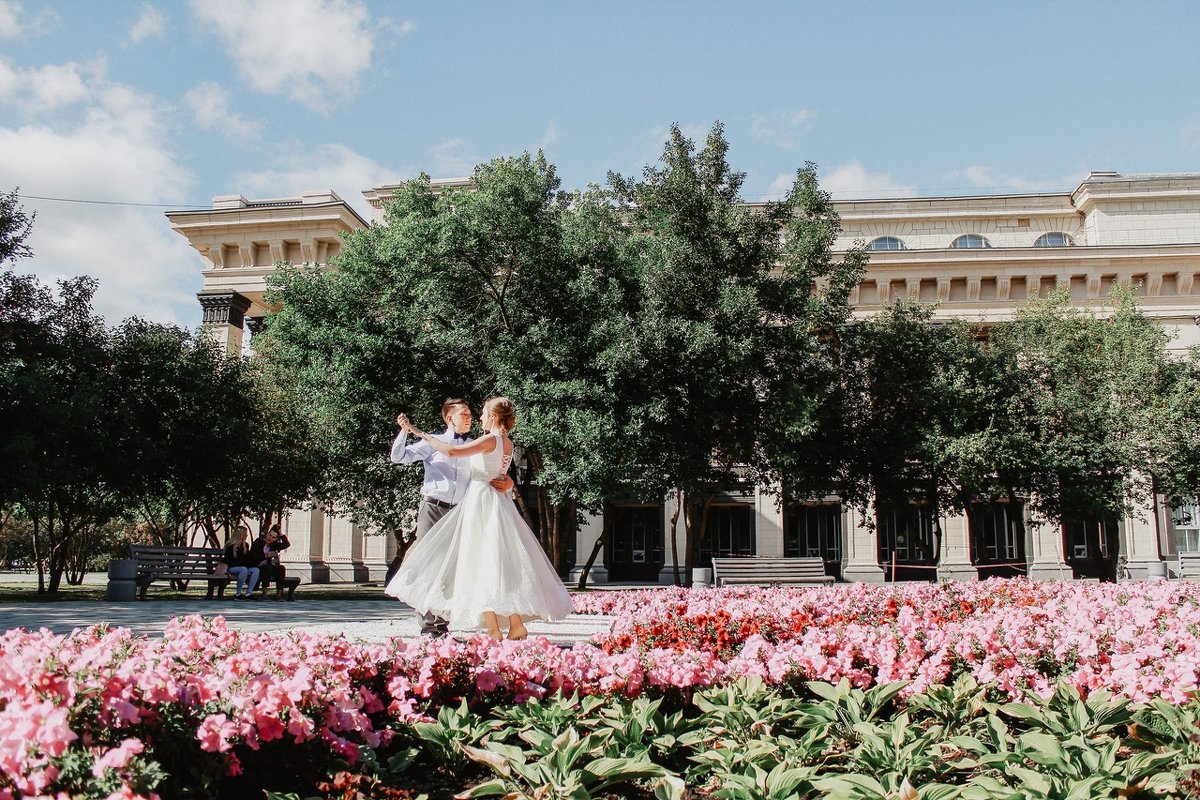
[403,422,496,458]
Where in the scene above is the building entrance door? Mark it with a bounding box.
[1063,517,1120,581]
[605,504,664,582]
[785,503,842,581]
[876,504,937,581]
[698,504,756,569]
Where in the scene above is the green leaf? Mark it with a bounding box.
[453,778,511,798]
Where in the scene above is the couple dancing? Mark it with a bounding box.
[385,396,572,640]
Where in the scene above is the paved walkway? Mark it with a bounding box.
[0,574,625,645]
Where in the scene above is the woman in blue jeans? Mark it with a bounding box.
[222,525,260,599]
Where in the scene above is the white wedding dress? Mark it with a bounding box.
[385,433,574,631]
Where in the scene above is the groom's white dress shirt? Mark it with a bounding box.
[389,429,471,506]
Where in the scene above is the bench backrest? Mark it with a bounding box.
[128,545,226,576]
[711,556,829,579]
[1180,551,1200,578]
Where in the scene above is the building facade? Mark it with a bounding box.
[166,172,1200,584]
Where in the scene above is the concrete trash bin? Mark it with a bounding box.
[692,567,712,587]
[106,558,137,601]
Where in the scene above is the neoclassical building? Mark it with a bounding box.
[166,171,1200,584]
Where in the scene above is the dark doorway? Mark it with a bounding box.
[1063,516,1120,581]
[698,504,756,569]
[785,503,843,581]
[970,502,1027,578]
[606,504,664,582]
[876,504,937,582]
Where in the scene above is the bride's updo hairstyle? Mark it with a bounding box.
[484,396,517,433]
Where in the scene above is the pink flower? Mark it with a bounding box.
[91,738,144,777]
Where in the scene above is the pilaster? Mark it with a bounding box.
[278,505,330,583]
[841,502,885,583]
[1121,493,1168,578]
[936,510,977,581]
[197,290,251,357]
[568,511,609,585]
[1024,502,1071,581]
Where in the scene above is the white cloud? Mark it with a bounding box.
[0,71,201,326]
[128,4,166,44]
[948,165,1084,194]
[0,58,99,112]
[235,142,406,222]
[380,17,415,36]
[183,82,263,140]
[820,161,918,200]
[0,0,54,39]
[763,161,917,201]
[537,121,559,151]
[428,138,477,177]
[1180,120,1200,152]
[0,0,20,38]
[190,0,377,111]
[751,109,815,148]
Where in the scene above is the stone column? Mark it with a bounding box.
[198,290,251,356]
[1122,494,1168,578]
[659,498,685,585]
[324,514,360,582]
[569,511,609,585]
[1024,501,1071,581]
[362,529,392,582]
[755,487,785,558]
[841,500,885,583]
[936,510,977,581]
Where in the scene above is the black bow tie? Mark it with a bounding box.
[452,432,470,442]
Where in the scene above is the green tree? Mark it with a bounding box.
[0,188,34,265]
[793,300,1035,566]
[610,123,864,582]
[989,287,1173,530]
[263,154,638,570]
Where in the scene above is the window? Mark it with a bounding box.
[1172,499,1200,553]
[868,236,906,251]
[785,503,842,561]
[950,234,992,249]
[970,502,1024,563]
[1033,232,1074,247]
[876,505,936,564]
[699,504,756,566]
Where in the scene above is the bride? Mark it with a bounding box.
[384,396,573,640]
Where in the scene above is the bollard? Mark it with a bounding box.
[106,558,137,601]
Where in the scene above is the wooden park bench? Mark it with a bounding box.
[257,571,302,601]
[1179,552,1200,580]
[710,556,835,587]
[128,544,231,600]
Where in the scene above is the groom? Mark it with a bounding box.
[389,397,514,636]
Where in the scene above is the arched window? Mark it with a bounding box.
[1033,232,1074,247]
[950,234,992,249]
[867,236,906,251]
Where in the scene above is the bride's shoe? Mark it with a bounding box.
[507,623,528,641]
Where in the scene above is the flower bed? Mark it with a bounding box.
[0,579,1198,797]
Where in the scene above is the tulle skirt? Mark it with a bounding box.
[384,481,574,630]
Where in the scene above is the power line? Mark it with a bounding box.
[16,193,208,210]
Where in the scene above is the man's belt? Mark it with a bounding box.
[423,497,456,510]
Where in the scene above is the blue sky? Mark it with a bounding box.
[2,0,1198,327]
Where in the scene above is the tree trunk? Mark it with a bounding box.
[669,489,682,585]
[30,511,45,594]
[576,505,610,590]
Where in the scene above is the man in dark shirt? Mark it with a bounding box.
[249,524,291,600]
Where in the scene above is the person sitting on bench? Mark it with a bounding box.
[222,525,260,599]
[250,524,291,600]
